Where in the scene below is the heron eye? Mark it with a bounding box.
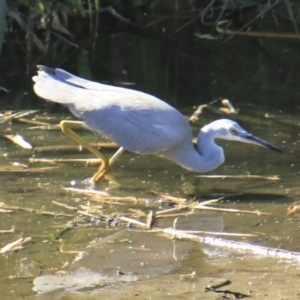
[230,128,237,134]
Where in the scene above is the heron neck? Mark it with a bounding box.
[197,131,225,171]
[160,131,224,173]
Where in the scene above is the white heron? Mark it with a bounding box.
[33,66,281,182]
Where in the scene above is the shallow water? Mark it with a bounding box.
[0,107,300,299]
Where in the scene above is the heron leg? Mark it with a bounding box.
[60,120,110,182]
[91,147,125,182]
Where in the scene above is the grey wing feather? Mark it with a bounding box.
[33,67,192,155]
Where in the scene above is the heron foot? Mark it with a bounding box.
[92,168,110,182]
[91,156,110,183]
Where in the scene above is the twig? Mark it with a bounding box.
[64,188,147,203]
[0,209,13,213]
[119,216,148,228]
[188,105,208,122]
[195,174,280,180]
[192,204,271,215]
[0,86,9,93]
[33,142,118,154]
[217,20,300,40]
[77,210,102,219]
[63,187,109,196]
[0,165,58,173]
[33,145,83,153]
[29,158,98,164]
[52,201,78,211]
[0,237,33,254]
[199,198,224,206]
[4,134,33,149]
[59,243,87,255]
[151,192,187,204]
[0,202,74,217]
[163,228,300,261]
[167,230,258,237]
[12,118,50,126]
[156,213,193,219]
[0,228,14,233]
[155,205,191,216]
[219,99,238,114]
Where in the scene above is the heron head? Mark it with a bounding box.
[203,119,281,152]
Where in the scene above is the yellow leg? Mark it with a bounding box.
[91,147,125,182]
[60,120,111,183]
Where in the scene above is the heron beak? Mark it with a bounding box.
[240,133,282,153]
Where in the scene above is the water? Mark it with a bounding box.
[0,107,300,299]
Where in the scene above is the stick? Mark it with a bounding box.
[195,174,280,180]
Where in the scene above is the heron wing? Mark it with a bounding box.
[33,67,192,155]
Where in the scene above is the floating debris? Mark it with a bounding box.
[0,228,14,233]
[195,174,280,180]
[286,200,300,215]
[188,105,208,122]
[0,202,74,217]
[220,99,238,114]
[0,164,58,173]
[162,228,300,262]
[0,110,39,124]
[0,237,33,254]
[4,134,33,149]
[180,271,196,280]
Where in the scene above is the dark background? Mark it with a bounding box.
[1,0,300,113]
